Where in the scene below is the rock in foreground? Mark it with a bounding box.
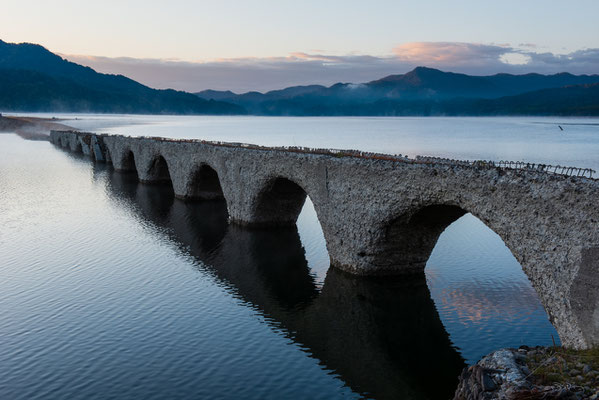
[454,346,599,399]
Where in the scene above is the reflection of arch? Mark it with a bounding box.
[425,212,560,360]
[253,177,308,226]
[376,202,560,344]
[100,174,465,399]
[187,164,225,200]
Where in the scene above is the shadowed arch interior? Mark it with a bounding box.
[374,204,467,273]
[188,164,225,200]
[104,148,112,164]
[253,178,308,227]
[120,150,138,174]
[147,155,172,184]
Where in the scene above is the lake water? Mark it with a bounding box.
[2,115,597,399]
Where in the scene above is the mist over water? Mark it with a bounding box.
[0,114,590,399]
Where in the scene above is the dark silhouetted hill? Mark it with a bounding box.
[467,83,599,116]
[196,67,599,116]
[0,40,245,114]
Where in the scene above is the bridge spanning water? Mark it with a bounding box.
[50,130,599,350]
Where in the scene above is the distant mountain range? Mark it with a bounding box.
[196,67,599,116]
[1,39,599,116]
[0,40,244,114]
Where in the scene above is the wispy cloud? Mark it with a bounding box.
[63,42,599,93]
[392,42,508,65]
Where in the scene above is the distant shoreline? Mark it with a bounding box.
[0,115,74,140]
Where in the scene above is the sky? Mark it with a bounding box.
[2,0,599,92]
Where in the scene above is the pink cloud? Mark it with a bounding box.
[393,42,507,66]
[63,42,599,93]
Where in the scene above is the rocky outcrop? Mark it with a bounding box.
[454,347,599,399]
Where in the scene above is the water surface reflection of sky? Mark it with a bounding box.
[0,128,565,399]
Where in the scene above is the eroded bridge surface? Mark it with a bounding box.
[50,130,599,349]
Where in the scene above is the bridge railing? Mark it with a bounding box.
[127,134,599,179]
[414,156,596,179]
[52,131,596,180]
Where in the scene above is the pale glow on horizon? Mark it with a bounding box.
[2,1,598,91]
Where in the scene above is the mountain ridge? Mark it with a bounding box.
[195,66,599,116]
[0,40,245,114]
[2,39,599,116]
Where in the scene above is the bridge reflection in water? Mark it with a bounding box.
[103,169,466,400]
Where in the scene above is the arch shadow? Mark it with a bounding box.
[145,155,172,185]
[118,150,138,175]
[186,164,225,201]
[253,177,309,227]
[375,204,467,273]
[251,176,332,282]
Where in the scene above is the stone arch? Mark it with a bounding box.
[185,163,225,200]
[143,154,173,185]
[241,175,332,286]
[104,147,112,164]
[118,149,138,173]
[373,203,469,274]
[251,177,310,227]
[371,202,567,342]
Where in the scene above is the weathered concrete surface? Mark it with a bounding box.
[49,130,599,349]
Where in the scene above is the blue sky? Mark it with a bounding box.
[2,0,599,91]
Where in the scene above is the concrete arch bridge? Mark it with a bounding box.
[50,130,599,349]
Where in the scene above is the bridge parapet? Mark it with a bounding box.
[50,130,597,179]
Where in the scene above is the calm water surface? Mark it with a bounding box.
[1,115,593,399]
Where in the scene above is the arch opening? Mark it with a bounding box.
[375,204,467,273]
[254,177,330,287]
[147,156,172,184]
[188,164,225,200]
[253,177,308,227]
[379,205,560,364]
[120,150,138,175]
[296,196,330,288]
[104,148,112,164]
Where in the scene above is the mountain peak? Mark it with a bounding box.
[410,66,443,74]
